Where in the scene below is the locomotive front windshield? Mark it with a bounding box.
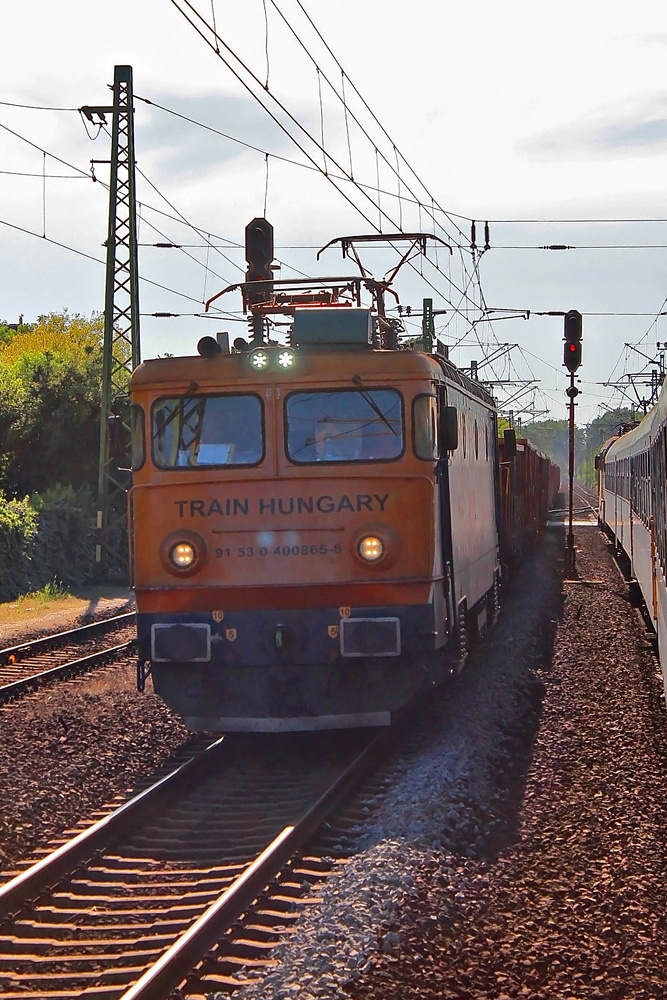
[286,388,403,463]
[152,394,263,467]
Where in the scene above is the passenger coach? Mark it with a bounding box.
[598,386,667,700]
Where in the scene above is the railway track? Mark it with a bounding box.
[549,479,599,525]
[572,480,599,521]
[0,728,386,999]
[0,613,136,701]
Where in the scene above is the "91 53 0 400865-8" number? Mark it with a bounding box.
[215,543,343,558]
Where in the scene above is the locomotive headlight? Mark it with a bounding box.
[358,535,385,562]
[170,542,195,568]
[351,523,400,571]
[160,530,207,577]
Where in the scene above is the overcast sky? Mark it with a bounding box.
[2,0,667,424]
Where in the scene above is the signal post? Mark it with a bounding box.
[563,309,583,578]
[244,217,275,343]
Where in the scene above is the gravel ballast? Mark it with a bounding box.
[228,524,667,1000]
[0,646,188,872]
[1,526,666,999]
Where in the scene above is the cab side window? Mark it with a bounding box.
[413,395,438,460]
[131,405,145,470]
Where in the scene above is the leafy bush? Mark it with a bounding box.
[0,493,38,601]
[0,485,97,602]
[30,485,96,590]
[0,311,107,498]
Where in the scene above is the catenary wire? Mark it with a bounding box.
[166,0,406,238]
[1,61,568,386]
[2,114,242,289]
[267,0,467,246]
[137,61,484,323]
[0,217,235,311]
[0,120,90,177]
[0,170,86,178]
[289,0,469,244]
[0,101,80,111]
[0,75,504,389]
[0,114,314,289]
[134,93,472,230]
[165,0,485,330]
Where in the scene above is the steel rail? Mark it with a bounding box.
[0,611,136,664]
[572,483,599,519]
[119,731,387,1000]
[0,640,135,702]
[0,736,225,919]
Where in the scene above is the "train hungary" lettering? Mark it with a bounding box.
[173,493,390,518]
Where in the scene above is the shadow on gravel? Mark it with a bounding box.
[473,525,565,861]
[74,586,135,620]
[477,672,548,860]
[318,528,566,866]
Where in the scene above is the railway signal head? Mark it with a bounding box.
[563,309,583,373]
[244,217,274,305]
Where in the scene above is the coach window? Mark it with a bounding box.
[152,394,264,468]
[131,405,145,470]
[413,395,438,460]
[285,388,403,463]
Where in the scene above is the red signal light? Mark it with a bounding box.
[563,310,582,373]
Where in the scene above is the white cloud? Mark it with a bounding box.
[2,0,667,422]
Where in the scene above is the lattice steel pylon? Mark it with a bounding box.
[85,65,141,580]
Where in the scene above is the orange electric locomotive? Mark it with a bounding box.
[129,223,502,730]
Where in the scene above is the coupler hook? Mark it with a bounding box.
[137,659,151,693]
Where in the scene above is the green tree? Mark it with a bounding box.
[0,318,33,347]
[579,407,638,487]
[520,420,573,472]
[0,311,111,497]
[584,408,637,458]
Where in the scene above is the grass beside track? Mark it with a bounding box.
[0,585,134,634]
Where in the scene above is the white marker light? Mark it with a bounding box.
[250,350,269,369]
[278,350,295,368]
